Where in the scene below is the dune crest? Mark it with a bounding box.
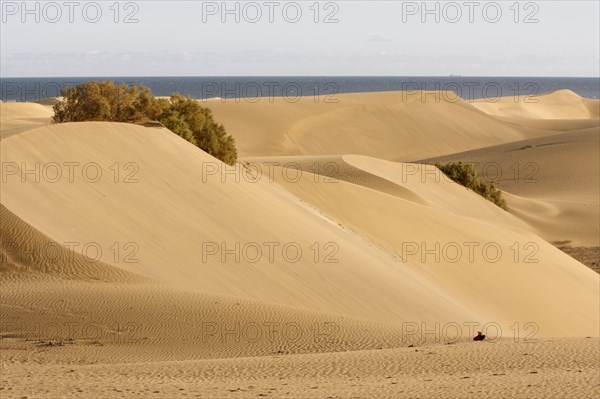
[205,90,599,161]
[470,89,599,120]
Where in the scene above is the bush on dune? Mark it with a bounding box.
[52,81,237,165]
[435,161,508,210]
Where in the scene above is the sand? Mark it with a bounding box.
[0,102,54,140]
[3,338,598,399]
[1,90,599,398]
[421,128,599,246]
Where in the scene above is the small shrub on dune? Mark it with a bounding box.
[52,81,237,165]
[52,81,160,123]
[435,161,508,210]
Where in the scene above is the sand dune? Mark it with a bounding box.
[205,90,597,161]
[0,121,479,325]
[2,119,598,335]
[0,102,54,121]
[205,91,530,160]
[470,89,600,119]
[250,155,599,336]
[0,102,54,139]
[0,204,145,283]
[2,198,427,363]
[423,128,599,246]
[1,90,599,398]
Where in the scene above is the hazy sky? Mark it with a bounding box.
[1,0,599,76]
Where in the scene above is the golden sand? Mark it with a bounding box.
[1,90,598,398]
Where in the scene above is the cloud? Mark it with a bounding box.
[368,35,391,43]
[1,50,598,77]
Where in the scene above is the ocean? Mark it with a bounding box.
[1,76,598,103]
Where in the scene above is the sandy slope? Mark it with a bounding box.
[248,155,599,336]
[1,122,480,325]
[470,89,600,120]
[204,90,597,162]
[205,91,546,161]
[0,102,54,139]
[423,128,600,246]
[2,120,598,335]
[1,90,599,398]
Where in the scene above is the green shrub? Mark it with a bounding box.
[52,81,237,165]
[435,161,508,210]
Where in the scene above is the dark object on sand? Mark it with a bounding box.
[473,331,486,341]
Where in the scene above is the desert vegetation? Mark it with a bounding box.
[52,81,237,165]
[436,161,508,210]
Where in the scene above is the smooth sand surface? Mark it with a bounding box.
[204,90,597,161]
[422,128,599,246]
[1,90,599,398]
[0,102,54,139]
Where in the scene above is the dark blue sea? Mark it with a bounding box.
[1,76,598,102]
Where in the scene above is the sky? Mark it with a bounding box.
[1,0,599,77]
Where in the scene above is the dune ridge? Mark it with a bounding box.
[0,204,147,283]
[205,90,598,161]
